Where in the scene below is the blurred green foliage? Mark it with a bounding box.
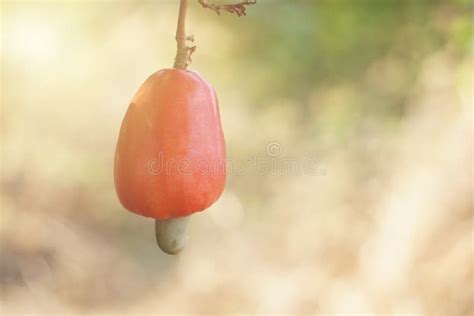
[237,0,471,97]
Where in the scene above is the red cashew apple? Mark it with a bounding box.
[114,0,254,254]
[114,69,226,253]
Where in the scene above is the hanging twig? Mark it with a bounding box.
[174,0,195,69]
[174,0,256,69]
[198,0,257,17]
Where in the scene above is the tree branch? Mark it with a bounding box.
[198,0,256,17]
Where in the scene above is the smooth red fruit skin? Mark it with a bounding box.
[114,69,226,220]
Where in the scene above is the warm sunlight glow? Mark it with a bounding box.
[5,14,59,64]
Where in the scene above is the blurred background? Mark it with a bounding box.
[1,0,472,314]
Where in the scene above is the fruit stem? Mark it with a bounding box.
[173,0,195,70]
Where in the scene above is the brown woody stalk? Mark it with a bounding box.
[173,0,195,69]
[174,0,256,69]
